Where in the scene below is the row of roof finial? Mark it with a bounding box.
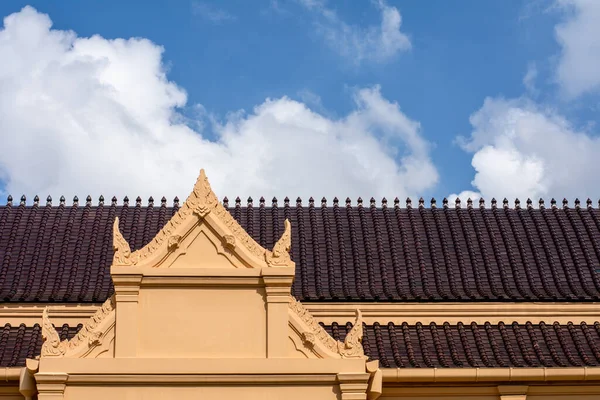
[3,195,600,209]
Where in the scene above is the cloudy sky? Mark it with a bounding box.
[0,0,599,203]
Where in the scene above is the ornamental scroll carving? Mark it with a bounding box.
[112,169,294,269]
[289,296,366,359]
[41,296,115,359]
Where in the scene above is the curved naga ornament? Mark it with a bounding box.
[265,219,292,267]
[289,296,366,359]
[41,297,115,358]
[112,169,294,269]
[41,308,67,357]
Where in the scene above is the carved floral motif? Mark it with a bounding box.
[289,296,366,359]
[41,308,67,357]
[111,169,293,269]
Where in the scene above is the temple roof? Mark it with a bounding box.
[0,195,599,302]
[2,321,599,368]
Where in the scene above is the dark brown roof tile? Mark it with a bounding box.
[0,202,600,303]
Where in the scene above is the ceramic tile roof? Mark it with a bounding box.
[324,321,600,368]
[2,321,599,368]
[0,322,80,367]
[1,195,600,302]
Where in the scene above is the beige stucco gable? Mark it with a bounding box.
[33,169,380,400]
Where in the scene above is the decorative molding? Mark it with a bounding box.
[111,169,294,269]
[41,296,115,359]
[289,296,366,360]
[304,302,600,325]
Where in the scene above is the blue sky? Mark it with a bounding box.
[0,1,598,202]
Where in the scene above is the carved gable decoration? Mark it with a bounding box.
[112,169,294,270]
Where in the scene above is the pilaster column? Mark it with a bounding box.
[34,373,68,400]
[497,385,528,400]
[262,267,295,358]
[111,272,142,357]
[337,372,371,400]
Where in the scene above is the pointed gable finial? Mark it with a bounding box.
[160,196,167,207]
[284,196,290,206]
[72,196,78,206]
[321,197,327,207]
[394,197,400,208]
[123,196,129,206]
[33,195,40,205]
[479,198,485,208]
[502,198,508,209]
[333,197,339,206]
[562,198,568,209]
[526,198,532,209]
[112,196,118,206]
[85,195,91,206]
[550,198,557,208]
[370,197,376,207]
[6,195,12,206]
[514,198,520,209]
[539,198,545,209]
[148,196,154,206]
[466,198,473,209]
[222,196,229,208]
[112,216,133,266]
[442,197,448,208]
[406,197,412,208]
[247,196,253,206]
[173,196,179,207]
[297,197,302,207]
[587,198,592,208]
[20,195,26,205]
[259,196,265,207]
[46,195,52,206]
[575,198,581,208]
[99,195,104,205]
[59,196,65,206]
[357,197,363,206]
[491,198,497,209]
[430,197,436,208]
[345,197,352,207]
[454,197,461,209]
[272,197,278,207]
[136,196,142,206]
[418,197,425,208]
[309,197,315,207]
[381,197,388,208]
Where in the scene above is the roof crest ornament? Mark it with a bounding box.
[40,296,115,359]
[289,296,366,359]
[112,169,294,268]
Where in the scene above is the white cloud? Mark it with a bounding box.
[0,6,437,202]
[191,2,236,24]
[299,0,411,64]
[453,97,600,202]
[554,0,600,98]
[523,62,538,95]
